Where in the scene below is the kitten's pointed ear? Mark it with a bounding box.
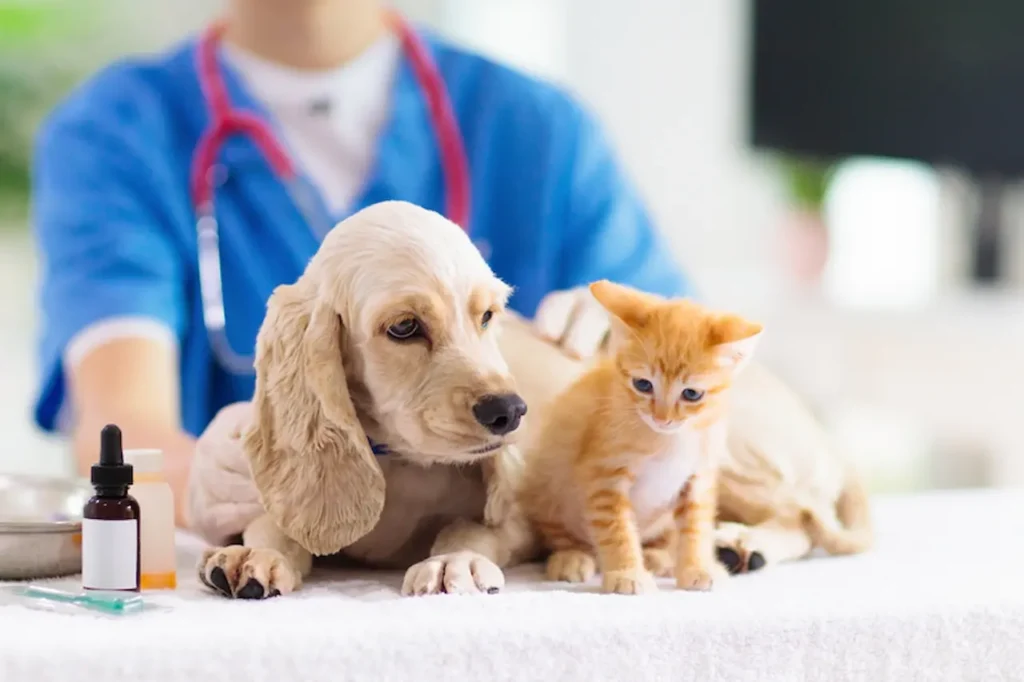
[709,315,763,373]
[589,280,660,329]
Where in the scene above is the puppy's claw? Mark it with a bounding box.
[401,551,505,596]
[468,553,505,593]
[236,577,265,600]
[198,546,300,599]
[208,566,232,597]
[716,546,744,575]
[715,521,772,575]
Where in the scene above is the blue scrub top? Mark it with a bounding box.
[31,27,692,437]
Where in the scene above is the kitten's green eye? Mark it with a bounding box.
[681,388,704,402]
[632,378,654,394]
[481,310,493,329]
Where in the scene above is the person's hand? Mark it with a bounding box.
[186,402,265,544]
[533,287,611,359]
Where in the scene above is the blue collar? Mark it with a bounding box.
[369,440,389,457]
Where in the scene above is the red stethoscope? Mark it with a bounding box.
[190,13,471,375]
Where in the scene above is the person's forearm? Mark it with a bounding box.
[67,336,193,526]
[73,420,196,528]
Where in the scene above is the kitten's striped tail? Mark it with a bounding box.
[803,474,874,556]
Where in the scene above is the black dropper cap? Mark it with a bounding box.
[91,424,134,490]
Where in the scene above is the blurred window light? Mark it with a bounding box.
[822,157,941,309]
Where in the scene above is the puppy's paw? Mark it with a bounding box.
[198,545,300,599]
[675,561,728,591]
[642,548,674,577]
[546,549,597,583]
[715,522,768,575]
[401,551,505,596]
[601,567,658,595]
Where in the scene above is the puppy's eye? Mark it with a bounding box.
[632,378,653,394]
[681,388,704,402]
[387,318,422,341]
[481,310,493,329]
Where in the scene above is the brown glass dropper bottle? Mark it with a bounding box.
[82,424,142,592]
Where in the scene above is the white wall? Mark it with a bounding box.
[412,0,789,309]
[0,229,69,477]
[563,0,787,308]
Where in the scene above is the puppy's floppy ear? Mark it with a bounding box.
[242,280,385,556]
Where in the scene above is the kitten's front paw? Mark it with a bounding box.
[602,568,658,595]
[546,549,597,583]
[675,562,728,591]
[401,551,505,596]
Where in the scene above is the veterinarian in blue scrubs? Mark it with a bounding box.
[30,0,691,524]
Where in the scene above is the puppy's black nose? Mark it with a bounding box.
[472,393,527,435]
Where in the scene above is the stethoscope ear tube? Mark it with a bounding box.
[390,15,471,229]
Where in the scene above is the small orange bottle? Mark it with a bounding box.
[123,449,177,590]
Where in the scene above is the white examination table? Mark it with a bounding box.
[2,489,1022,682]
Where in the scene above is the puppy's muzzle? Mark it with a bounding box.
[472,393,527,435]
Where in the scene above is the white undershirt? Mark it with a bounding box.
[221,33,400,215]
[64,33,402,370]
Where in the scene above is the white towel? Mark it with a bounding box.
[2,489,1022,682]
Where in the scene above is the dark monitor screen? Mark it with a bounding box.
[749,1,1024,177]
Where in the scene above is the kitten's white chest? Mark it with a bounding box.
[630,432,702,518]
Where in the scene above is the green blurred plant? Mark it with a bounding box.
[0,1,98,219]
[778,155,838,212]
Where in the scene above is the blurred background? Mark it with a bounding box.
[2,0,1023,493]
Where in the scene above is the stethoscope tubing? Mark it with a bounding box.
[190,13,471,375]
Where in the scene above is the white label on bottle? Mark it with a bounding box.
[82,518,138,590]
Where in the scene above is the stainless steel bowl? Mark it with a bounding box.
[0,474,91,580]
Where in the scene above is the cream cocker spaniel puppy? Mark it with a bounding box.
[188,201,537,597]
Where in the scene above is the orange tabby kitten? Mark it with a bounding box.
[520,280,763,595]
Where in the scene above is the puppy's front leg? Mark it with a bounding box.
[401,514,539,596]
[198,514,314,599]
